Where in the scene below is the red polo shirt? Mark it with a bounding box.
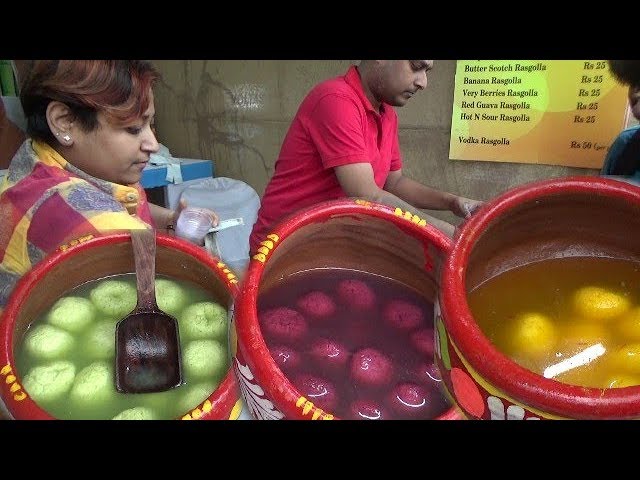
[250,65,402,251]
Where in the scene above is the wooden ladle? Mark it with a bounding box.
[115,229,183,394]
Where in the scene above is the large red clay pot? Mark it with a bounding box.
[438,176,640,420]
[0,232,242,420]
[232,199,463,420]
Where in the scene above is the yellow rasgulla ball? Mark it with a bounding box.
[508,312,558,358]
[572,286,630,322]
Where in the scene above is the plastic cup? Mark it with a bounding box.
[175,208,214,246]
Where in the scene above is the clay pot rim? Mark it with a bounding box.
[441,176,640,419]
[238,198,459,420]
[0,231,240,420]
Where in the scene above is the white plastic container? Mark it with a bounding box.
[179,177,260,276]
[175,207,214,246]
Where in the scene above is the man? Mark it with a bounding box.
[601,60,640,178]
[250,60,483,252]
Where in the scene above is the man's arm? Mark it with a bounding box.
[334,163,456,237]
[385,170,483,219]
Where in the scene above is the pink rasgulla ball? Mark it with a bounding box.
[350,347,393,388]
[292,373,338,412]
[347,398,389,420]
[387,382,448,419]
[337,279,376,310]
[270,344,302,372]
[296,291,336,319]
[383,300,425,332]
[412,361,443,384]
[259,307,308,345]
[308,337,351,372]
[409,328,436,357]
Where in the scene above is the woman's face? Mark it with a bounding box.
[68,90,159,186]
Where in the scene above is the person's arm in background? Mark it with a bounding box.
[334,163,458,237]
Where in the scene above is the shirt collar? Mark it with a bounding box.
[344,65,387,116]
[31,139,141,212]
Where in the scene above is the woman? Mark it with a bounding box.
[0,60,217,309]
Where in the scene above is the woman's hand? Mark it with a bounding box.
[160,199,219,236]
[168,199,220,232]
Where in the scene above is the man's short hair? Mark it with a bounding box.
[608,60,640,88]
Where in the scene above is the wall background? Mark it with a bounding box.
[153,60,602,225]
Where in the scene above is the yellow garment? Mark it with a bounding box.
[0,139,153,309]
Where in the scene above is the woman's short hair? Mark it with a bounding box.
[20,60,160,144]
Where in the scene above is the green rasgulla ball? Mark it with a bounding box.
[182,339,228,381]
[134,388,179,414]
[112,406,158,420]
[68,361,117,418]
[90,278,137,318]
[47,296,95,333]
[24,324,75,361]
[82,320,117,360]
[22,360,76,405]
[155,278,187,317]
[179,301,228,342]
[175,380,219,416]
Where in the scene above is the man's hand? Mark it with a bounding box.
[450,196,483,219]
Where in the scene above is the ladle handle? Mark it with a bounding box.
[131,228,158,311]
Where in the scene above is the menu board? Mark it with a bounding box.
[449,61,629,168]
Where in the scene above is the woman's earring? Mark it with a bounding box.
[62,134,71,142]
